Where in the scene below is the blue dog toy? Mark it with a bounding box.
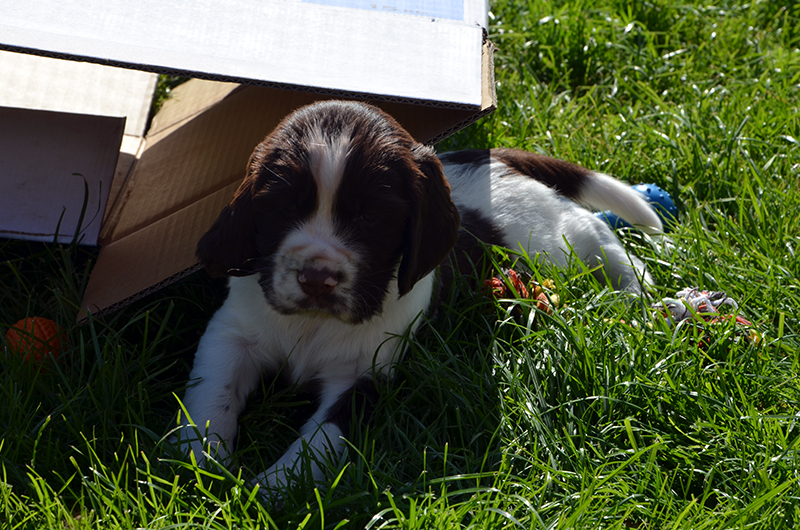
[597,183,678,232]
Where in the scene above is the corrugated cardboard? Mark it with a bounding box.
[0,0,496,319]
[0,50,156,137]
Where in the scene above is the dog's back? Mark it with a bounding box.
[440,148,659,292]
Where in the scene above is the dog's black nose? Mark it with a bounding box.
[297,267,339,297]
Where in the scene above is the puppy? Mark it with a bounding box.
[174,100,661,494]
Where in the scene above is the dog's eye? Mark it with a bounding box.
[359,211,377,225]
[279,202,298,215]
[256,194,291,214]
[256,188,305,217]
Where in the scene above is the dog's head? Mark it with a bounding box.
[197,100,460,323]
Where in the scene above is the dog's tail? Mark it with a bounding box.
[489,148,663,234]
[576,172,663,234]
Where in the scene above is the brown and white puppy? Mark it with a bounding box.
[174,100,661,495]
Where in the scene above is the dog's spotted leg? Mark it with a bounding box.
[175,332,264,467]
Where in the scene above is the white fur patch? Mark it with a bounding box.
[177,270,435,487]
[267,126,363,317]
[578,173,663,234]
[308,126,350,219]
[443,157,653,292]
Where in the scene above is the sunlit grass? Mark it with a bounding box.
[3,0,800,527]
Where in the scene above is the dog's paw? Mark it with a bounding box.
[168,425,231,469]
[249,470,290,507]
[248,434,340,504]
[251,447,306,492]
[248,460,307,508]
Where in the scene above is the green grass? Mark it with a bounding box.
[2,0,800,527]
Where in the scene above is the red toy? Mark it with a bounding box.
[5,317,66,363]
[484,269,557,315]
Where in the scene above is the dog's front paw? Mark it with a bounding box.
[169,423,231,469]
[251,458,302,490]
[249,433,342,503]
[248,456,316,508]
[249,467,292,506]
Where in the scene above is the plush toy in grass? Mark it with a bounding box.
[654,287,759,345]
[597,183,678,232]
[485,269,529,298]
[5,317,66,364]
[484,269,558,315]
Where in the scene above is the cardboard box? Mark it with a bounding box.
[0,0,496,319]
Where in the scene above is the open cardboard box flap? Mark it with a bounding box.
[0,107,125,246]
[79,41,496,319]
[2,0,488,108]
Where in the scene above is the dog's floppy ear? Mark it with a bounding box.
[196,181,257,278]
[397,145,460,296]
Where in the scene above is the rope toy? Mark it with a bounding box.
[654,287,759,345]
[484,268,558,316]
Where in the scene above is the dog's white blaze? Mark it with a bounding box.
[266,128,361,313]
[308,127,351,221]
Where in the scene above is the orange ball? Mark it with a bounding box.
[5,317,66,363]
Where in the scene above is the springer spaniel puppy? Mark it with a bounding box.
[174,100,662,494]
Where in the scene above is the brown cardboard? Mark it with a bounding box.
[79,41,496,319]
